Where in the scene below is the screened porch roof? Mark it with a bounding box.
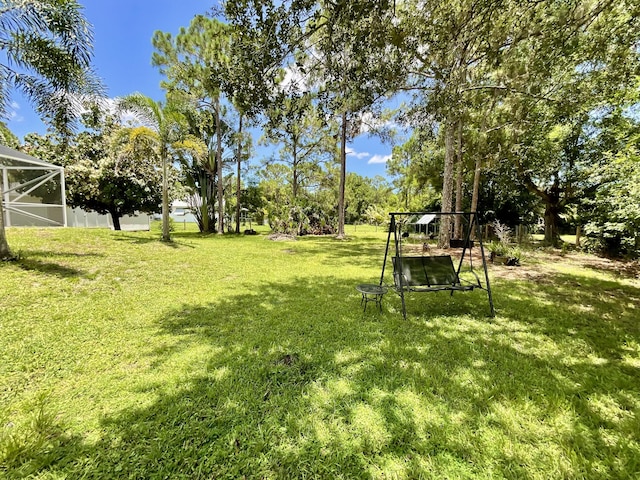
[0,144,64,171]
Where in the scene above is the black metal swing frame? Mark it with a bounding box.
[379,211,495,319]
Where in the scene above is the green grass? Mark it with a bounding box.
[531,234,578,245]
[1,225,639,479]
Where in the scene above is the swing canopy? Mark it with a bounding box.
[379,211,495,318]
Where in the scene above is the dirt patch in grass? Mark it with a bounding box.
[490,263,551,283]
[400,243,640,283]
[490,250,640,283]
[267,233,296,242]
[560,252,640,279]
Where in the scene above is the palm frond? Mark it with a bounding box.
[1,1,94,65]
[117,93,163,130]
[0,0,103,127]
[174,134,208,164]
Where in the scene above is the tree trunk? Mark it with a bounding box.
[200,172,209,233]
[544,202,562,246]
[470,154,483,240]
[471,89,497,240]
[576,224,582,248]
[439,120,456,248]
[518,167,564,248]
[110,210,122,231]
[161,149,171,242]
[337,111,347,239]
[454,120,464,239]
[537,182,563,247]
[0,184,13,260]
[292,136,299,201]
[215,97,224,235]
[235,114,243,234]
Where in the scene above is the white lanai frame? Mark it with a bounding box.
[0,144,67,227]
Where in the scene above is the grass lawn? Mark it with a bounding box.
[1,224,639,479]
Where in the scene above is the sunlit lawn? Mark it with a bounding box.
[1,224,639,479]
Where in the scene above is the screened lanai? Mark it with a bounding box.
[0,145,66,227]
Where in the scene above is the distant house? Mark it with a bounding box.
[170,200,197,223]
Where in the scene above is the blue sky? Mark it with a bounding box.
[6,0,397,179]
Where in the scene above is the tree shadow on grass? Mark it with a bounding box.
[383,286,496,320]
[111,234,159,245]
[169,231,266,241]
[554,251,640,281]
[112,234,192,248]
[15,273,640,479]
[495,271,640,359]
[4,249,105,278]
[292,236,389,270]
[16,257,85,278]
[18,249,104,259]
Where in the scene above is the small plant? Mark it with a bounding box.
[505,245,523,266]
[151,218,175,234]
[0,392,65,473]
[492,220,512,244]
[487,222,523,265]
[487,241,507,262]
[559,241,574,256]
[487,241,522,265]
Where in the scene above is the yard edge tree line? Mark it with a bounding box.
[1,0,639,259]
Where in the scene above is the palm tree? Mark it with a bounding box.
[117,93,188,242]
[0,0,102,260]
[152,15,232,235]
[0,0,102,125]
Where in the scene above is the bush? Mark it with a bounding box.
[268,205,336,236]
[581,149,640,259]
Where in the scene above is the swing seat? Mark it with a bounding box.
[392,256,477,292]
[379,211,495,319]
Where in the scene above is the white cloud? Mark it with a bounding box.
[346,147,370,159]
[356,110,403,135]
[279,64,310,94]
[8,101,23,122]
[368,154,391,165]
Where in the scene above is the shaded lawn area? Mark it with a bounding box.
[1,226,639,479]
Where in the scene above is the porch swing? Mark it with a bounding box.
[379,211,495,319]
